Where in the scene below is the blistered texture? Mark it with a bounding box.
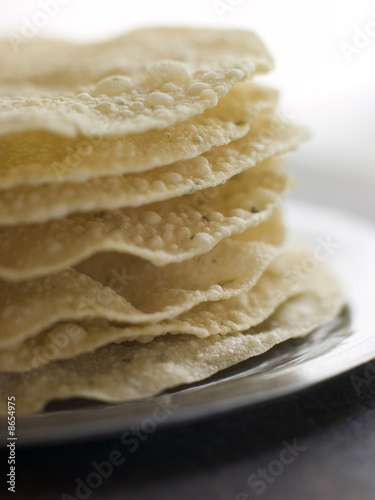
[0,110,307,226]
[0,84,279,191]
[0,28,274,138]
[0,214,284,347]
[0,265,344,415]
[0,160,290,281]
[0,247,309,371]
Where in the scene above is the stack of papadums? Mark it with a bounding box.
[0,28,344,415]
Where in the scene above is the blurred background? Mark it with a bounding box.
[1,0,374,220]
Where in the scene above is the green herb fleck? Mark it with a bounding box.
[193,137,204,144]
[190,234,196,240]
[250,206,259,213]
[94,211,105,218]
[235,120,248,126]
[202,215,210,222]
[157,353,169,362]
[218,279,234,287]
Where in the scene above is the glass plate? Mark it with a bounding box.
[1,200,375,446]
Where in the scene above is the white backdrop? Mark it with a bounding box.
[1,0,375,183]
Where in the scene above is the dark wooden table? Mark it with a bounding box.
[2,362,375,500]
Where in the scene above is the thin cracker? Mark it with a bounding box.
[0,28,273,138]
[0,160,290,280]
[0,214,284,347]
[0,247,310,372]
[0,83,279,190]
[0,264,344,416]
[0,110,307,225]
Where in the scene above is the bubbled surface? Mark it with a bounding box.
[0,161,290,280]
[0,108,308,225]
[0,247,309,371]
[0,263,344,415]
[0,216,283,350]
[0,83,278,191]
[0,28,274,138]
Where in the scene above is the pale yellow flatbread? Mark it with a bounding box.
[0,160,290,281]
[0,111,307,225]
[0,83,279,190]
[0,247,309,372]
[0,263,344,416]
[0,214,284,348]
[0,28,273,138]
